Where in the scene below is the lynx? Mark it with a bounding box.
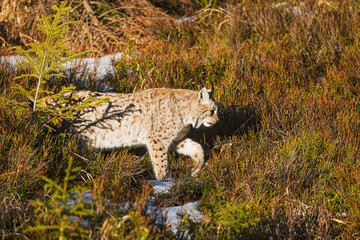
[67,87,219,180]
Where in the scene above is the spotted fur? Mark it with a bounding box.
[69,87,219,180]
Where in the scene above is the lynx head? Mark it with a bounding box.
[193,87,219,128]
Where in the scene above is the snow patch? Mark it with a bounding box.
[66,179,205,236]
[149,179,175,195]
[161,201,203,236]
[61,53,123,82]
[145,197,204,237]
[175,16,197,24]
[0,55,24,69]
[272,2,303,17]
[1,53,124,92]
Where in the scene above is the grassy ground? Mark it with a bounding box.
[1,0,360,239]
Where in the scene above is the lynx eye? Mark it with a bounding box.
[210,110,215,116]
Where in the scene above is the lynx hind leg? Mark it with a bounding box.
[175,138,204,177]
[148,138,169,180]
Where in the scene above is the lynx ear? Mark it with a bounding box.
[207,83,214,98]
[198,87,210,102]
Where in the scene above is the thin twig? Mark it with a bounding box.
[82,0,100,26]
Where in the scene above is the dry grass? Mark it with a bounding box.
[0,0,178,54]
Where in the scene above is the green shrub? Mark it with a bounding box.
[25,157,94,239]
[11,1,106,130]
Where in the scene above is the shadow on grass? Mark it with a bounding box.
[190,104,259,148]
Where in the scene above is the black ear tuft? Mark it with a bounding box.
[207,83,214,98]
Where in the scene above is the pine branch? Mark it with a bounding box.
[11,1,106,131]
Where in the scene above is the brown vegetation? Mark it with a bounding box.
[0,0,184,54]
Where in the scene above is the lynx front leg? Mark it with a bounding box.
[148,137,169,180]
[175,138,204,177]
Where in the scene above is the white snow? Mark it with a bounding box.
[66,179,205,236]
[1,53,124,92]
[161,201,203,236]
[149,179,175,195]
[175,16,197,24]
[272,2,303,17]
[61,53,123,81]
[0,55,24,69]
